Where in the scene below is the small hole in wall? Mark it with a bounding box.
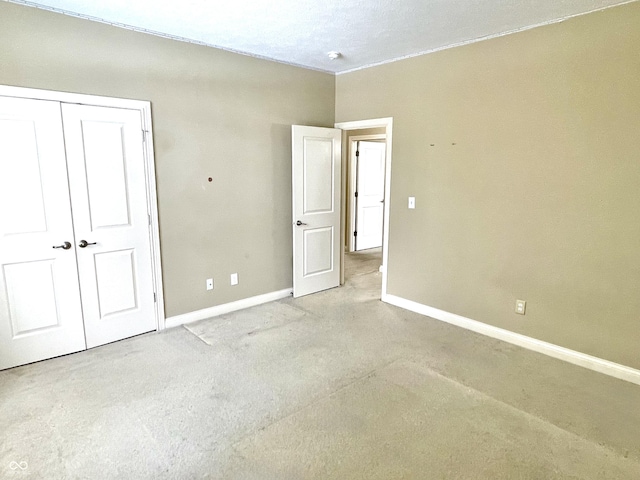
[208,177,213,182]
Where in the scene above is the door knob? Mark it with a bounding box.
[78,240,97,248]
[296,220,307,226]
[53,241,72,250]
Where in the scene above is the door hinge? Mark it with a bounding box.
[356,150,360,157]
[153,292,157,303]
[354,231,358,237]
[148,213,151,226]
[355,191,358,198]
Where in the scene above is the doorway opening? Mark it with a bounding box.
[334,118,393,298]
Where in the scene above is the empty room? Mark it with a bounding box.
[1,0,639,478]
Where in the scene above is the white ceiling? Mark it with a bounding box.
[12,0,636,74]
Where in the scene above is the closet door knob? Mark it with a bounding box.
[78,240,97,248]
[52,241,72,250]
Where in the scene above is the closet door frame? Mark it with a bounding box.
[0,85,166,332]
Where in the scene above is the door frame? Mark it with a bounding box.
[0,84,166,331]
[347,134,386,253]
[334,118,393,298]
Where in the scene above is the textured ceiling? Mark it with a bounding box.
[11,0,636,73]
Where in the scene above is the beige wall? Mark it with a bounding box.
[336,3,640,369]
[0,2,335,318]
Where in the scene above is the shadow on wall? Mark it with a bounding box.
[271,123,294,286]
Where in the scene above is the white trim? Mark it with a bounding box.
[0,84,166,332]
[139,104,166,331]
[335,0,640,75]
[335,118,393,298]
[335,118,394,130]
[165,288,292,329]
[383,294,640,386]
[0,84,150,110]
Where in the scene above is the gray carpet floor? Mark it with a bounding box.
[1,248,639,479]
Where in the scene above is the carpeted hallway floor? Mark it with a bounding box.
[1,248,639,479]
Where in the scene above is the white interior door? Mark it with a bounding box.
[355,141,386,251]
[62,104,156,348]
[0,96,86,370]
[292,126,341,298]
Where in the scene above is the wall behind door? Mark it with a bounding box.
[0,2,335,317]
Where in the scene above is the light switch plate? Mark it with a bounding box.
[206,278,214,291]
[408,196,416,209]
[230,273,238,286]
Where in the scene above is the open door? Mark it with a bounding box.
[292,125,341,298]
[354,141,386,251]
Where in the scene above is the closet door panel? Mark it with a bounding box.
[62,104,156,348]
[0,96,86,370]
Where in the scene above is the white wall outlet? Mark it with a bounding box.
[206,278,213,291]
[230,273,238,286]
[408,196,416,209]
[515,299,526,315]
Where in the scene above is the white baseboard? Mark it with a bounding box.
[382,293,640,387]
[165,288,292,329]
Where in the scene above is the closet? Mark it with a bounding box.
[0,90,162,370]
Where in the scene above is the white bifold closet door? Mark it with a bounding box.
[0,97,86,368]
[0,96,156,370]
[61,104,155,348]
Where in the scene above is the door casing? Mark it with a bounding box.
[0,84,165,331]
